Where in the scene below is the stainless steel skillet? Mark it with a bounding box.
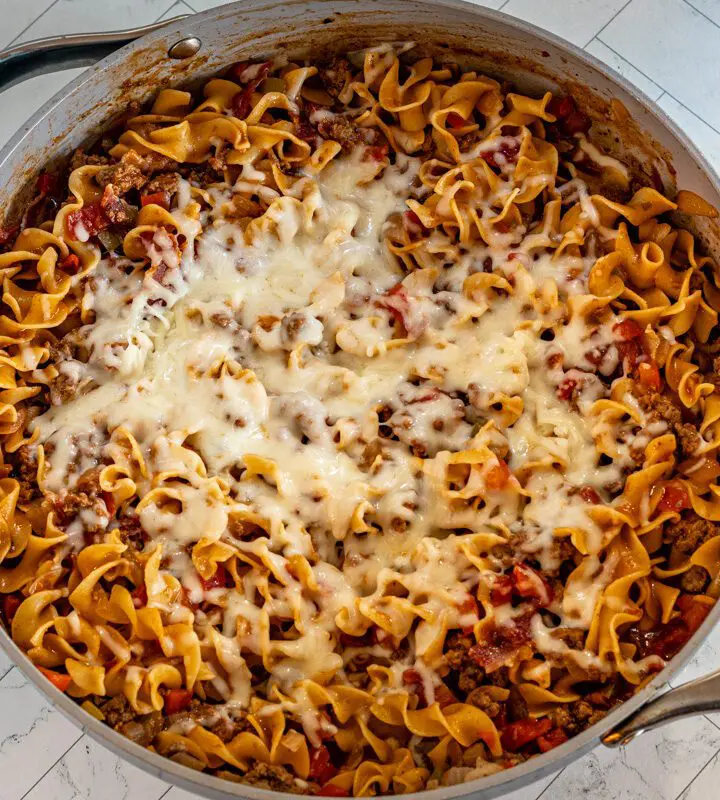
[1,2,720,797]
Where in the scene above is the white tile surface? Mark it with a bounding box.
[0,0,56,49]
[585,38,664,101]
[23,734,170,800]
[15,0,178,41]
[0,670,83,797]
[537,716,720,800]
[501,0,629,46]
[3,1,720,799]
[601,0,720,130]
[657,92,720,174]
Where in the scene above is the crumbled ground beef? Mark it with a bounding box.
[680,564,709,593]
[242,762,301,792]
[445,632,485,694]
[96,150,147,194]
[506,686,529,722]
[636,388,702,457]
[465,687,501,717]
[11,445,40,503]
[69,148,110,171]
[664,512,720,555]
[144,171,181,197]
[552,628,586,649]
[97,693,135,727]
[317,114,374,152]
[551,699,608,736]
[317,57,352,99]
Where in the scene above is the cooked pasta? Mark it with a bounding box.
[0,44,719,795]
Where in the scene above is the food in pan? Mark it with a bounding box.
[0,44,719,795]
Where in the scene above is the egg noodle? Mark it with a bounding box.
[1,44,720,795]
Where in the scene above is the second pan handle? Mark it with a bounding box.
[0,16,197,94]
[603,668,720,747]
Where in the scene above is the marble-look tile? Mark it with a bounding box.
[679,747,720,800]
[0,69,85,150]
[584,38,664,101]
[684,0,720,27]
[656,92,720,175]
[537,715,720,800]
[497,769,561,800]
[23,734,170,800]
[16,0,177,42]
[0,669,83,798]
[601,0,720,130]
[500,0,629,46]
[0,0,54,50]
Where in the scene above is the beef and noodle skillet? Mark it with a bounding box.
[1,43,720,797]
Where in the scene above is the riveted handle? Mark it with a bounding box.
[603,669,720,747]
[0,16,196,94]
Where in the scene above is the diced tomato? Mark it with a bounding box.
[458,593,479,618]
[657,483,691,513]
[537,727,568,753]
[485,460,511,491]
[37,172,58,196]
[402,210,425,237]
[38,666,72,692]
[500,717,553,752]
[556,377,578,401]
[447,112,467,129]
[548,96,575,120]
[469,612,532,671]
[490,575,513,606]
[480,140,521,169]
[402,669,456,708]
[59,253,81,273]
[164,688,193,715]
[131,584,147,609]
[66,201,110,241]
[316,785,349,797]
[376,284,427,340]
[677,595,712,634]
[638,361,662,391]
[102,491,116,517]
[564,110,591,135]
[512,564,553,607]
[199,563,230,591]
[579,486,601,504]
[613,319,643,341]
[140,191,170,210]
[0,225,19,247]
[309,746,338,785]
[2,594,22,624]
[364,142,390,162]
[647,618,691,660]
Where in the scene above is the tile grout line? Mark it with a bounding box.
[682,0,720,32]
[7,0,61,47]
[705,713,720,733]
[497,0,510,10]
[582,36,664,100]
[596,37,720,136]
[582,0,633,49]
[669,741,720,800]
[17,729,84,799]
[0,664,15,682]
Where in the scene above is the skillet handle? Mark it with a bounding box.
[603,668,720,747]
[0,16,196,94]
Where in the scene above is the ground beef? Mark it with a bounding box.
[53,466,108,528]
[551,699,607,736]
[96,150,147,194]
[664,512,720,555]
[11,445,40,503]
[242,762,300,792]
[117,514,147,547]
[444,632,485,694]
[97,693,135,727]
[144,171,181,197]
[552,628,586,649]
[465,687,501,717]
[680,564,709,593]
[676,422,701,458]
[69,148,110,172]
[116,712,163,747]
[637,390,701,458]
[317,57,352,99]
[317,114,374,152]
[208,709,253,742]
[506,686,529,722]
[457,130,484,152]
